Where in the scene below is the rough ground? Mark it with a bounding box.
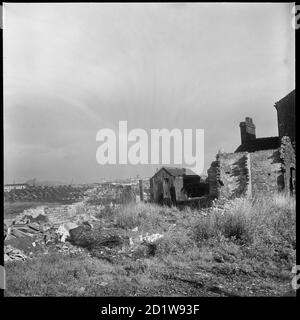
[4,193,296,297]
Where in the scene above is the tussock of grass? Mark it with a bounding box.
[193,195,295,246]
[113,202,168,231]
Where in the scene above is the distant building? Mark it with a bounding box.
[208,90,296,199]
[150,167,209,205]
[4,183,28,192]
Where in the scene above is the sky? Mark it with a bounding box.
[3,3,295,184]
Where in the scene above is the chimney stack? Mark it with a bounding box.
[240,117,256,145]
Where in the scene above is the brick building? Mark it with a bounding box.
[208,90,296,199]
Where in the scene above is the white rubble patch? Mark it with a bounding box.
[56,222,79,242]
[23,206,46,218]
[12,206,47,225]
[129,233,164,249]
[4,245,28,262]
[138,233,164,243]
[129,237,134,246]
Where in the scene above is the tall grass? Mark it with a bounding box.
[193,194,296,246]
[113,202,170,231]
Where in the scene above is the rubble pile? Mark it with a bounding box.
[4,245,28,262]
[4,200,165,264]
[4,203,99,262]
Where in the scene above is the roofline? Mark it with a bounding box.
[152,166,199,178]
[274,89,295,109]
[152,167,171,178]
[234,147,279,154]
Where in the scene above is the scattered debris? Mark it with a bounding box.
[4,203,98,262]
[139,233,164,244]
[56,243,83,255]
[99,282,108,286]
[4,245,28,262]
[129,237,134,246]
[4,197,163,264]
[56,222,79,242]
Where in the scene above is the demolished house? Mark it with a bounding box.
[208,90,296,199]
[150,167,209,205]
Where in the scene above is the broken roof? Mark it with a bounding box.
[153,167,199,178]
[235,137,280,153]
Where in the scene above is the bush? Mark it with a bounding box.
[193,214,218,242]
[219,199,253,243]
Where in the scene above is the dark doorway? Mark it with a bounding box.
[170,186,176,206]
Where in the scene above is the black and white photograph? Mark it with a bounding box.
[2,2,296,298]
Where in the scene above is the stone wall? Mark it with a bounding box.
[249,149,282,196]
[207,152,250,199]
[218,152,250,199]
[279,136,296,194]
[207,159,220,198]
[208,148,285,199]
[150,170,187,203]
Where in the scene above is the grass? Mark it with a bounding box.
[5,193,296,296]
[113,202,169,231]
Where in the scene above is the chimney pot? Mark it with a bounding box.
[240,117,256,144]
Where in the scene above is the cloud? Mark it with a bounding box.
[4,3,295,182]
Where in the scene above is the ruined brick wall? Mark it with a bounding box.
[249,149,282,196]
[208,149,284,199]
[207,152,250,199]
[207,159,220,198]
[279,136,296,193]
[217,152,250,199]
